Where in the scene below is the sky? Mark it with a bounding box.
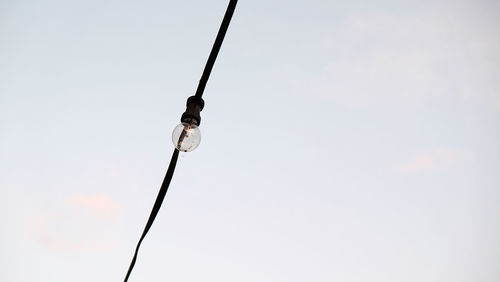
[1,0,499,281]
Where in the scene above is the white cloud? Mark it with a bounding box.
[297,4,500,110]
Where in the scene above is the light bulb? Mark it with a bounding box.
[172,122,201,152]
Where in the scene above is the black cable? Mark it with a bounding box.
[124,148,179,282]
[123,1,238,281]
[195,0,238,98]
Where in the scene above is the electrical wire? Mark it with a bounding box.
[195,0,238,98]
[123,1,238,281]
[124,148,179,282]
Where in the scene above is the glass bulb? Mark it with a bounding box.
[172,122,201,152]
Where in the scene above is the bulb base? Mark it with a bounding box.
[181,96,205,126]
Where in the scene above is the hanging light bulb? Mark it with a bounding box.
[172,121,201,152]
[123,1,238,281]
[172,95,204,152]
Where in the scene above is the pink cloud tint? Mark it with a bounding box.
[27,194,123,252]
[397,155,437,172]
[65,194,122,219]
[395,149,468,173]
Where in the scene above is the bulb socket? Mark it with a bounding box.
[181,96,205,126]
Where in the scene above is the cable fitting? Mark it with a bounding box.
[181,96,205,126]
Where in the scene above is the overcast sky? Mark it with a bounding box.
[1,0,499,281]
